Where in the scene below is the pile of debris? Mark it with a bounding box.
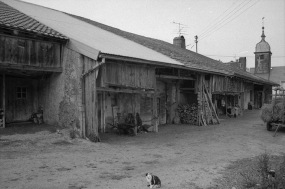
[176,103,198,124]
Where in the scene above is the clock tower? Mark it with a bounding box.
[254,25,272,78]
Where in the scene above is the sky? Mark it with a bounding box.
[21,0,285,68]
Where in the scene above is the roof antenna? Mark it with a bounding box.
[172,21,188,36]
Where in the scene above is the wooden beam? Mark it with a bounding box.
[0,64,63,73]
[81,58,105,78]
[153,80,158,132]
[2,73,5,128]
[156,75,195,80]
[106,83,154,90]
[97,87,154,94]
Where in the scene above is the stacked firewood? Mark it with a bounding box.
[176,103,198,124]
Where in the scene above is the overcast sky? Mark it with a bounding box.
[21,0,285,68]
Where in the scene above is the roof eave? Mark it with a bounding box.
[0,25,68,42]
[99,53,232,76]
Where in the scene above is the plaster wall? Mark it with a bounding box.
[39,47,83,131]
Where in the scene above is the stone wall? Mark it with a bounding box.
[39,47,83,132]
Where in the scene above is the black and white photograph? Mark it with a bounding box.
[0,0,284,188]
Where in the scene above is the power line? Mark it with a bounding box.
[199,0,260,41]
[199,0,253,39]
[198,0,247,37]
[203,54,285,58]
[197,0,239,36]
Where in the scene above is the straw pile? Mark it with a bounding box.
[261,100,285,123]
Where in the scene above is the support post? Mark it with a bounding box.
[2,73,5,128]
[102,91,106,133]
[153,80,158,132]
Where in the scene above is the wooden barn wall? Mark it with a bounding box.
[83,56,98,137]
[0,35,61,67]
[156,81,167,125]
[211,75,244,93]
[104,62,155,89]
[0,77,38,123]
[140,94,153,125]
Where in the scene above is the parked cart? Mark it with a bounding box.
[262,87,285,136]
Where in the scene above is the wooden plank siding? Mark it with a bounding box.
[83,56,99,139]
[0,35,61,69]
[211,75,244,93]
[104,62,155,89]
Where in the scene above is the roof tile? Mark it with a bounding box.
[0,1,67,39]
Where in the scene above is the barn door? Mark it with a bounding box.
[5,78,37,123]
[83,57,100,141]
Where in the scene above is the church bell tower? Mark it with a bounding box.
[254,18,272,77]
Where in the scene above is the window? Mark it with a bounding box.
[281,81,285,89]
[260,55,264,60]
[16,87,27,99]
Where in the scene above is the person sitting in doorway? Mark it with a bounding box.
[248,101,253,110]
[227,104,233,118]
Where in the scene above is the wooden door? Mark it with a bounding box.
[5,77,38,123]
[83,57,99,140]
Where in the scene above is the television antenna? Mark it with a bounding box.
[172,21,188,36]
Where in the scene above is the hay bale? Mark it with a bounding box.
[260,104,273,123]
[261,101,285,123]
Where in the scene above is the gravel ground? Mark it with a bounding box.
[0,109,285,189]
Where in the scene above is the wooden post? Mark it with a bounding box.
[203,91,213,124]
[153,80,158,132]
[78,56,86,138]
[102,91,106,133]
[2,73,5,128]
[203,79,220,124]
[225,94,228,116]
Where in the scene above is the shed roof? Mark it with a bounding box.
[0,1,67,40]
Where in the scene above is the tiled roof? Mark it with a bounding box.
[0,1,67,39]
[225,64,278,86]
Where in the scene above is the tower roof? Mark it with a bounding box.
[255,27,271,52]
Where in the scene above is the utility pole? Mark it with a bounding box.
[194,35,198,53]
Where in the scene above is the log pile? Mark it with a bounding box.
[176,103,198,124]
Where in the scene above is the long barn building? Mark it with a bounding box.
[0,0,277,140]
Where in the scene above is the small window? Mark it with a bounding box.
[16,87,27,99]
[260,55,264,60]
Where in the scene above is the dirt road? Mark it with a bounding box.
[0,110,284,189]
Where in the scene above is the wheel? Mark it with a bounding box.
[267,122,272,131]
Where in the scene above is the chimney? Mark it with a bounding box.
[173,36,186,49]
[239,57,247,71]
